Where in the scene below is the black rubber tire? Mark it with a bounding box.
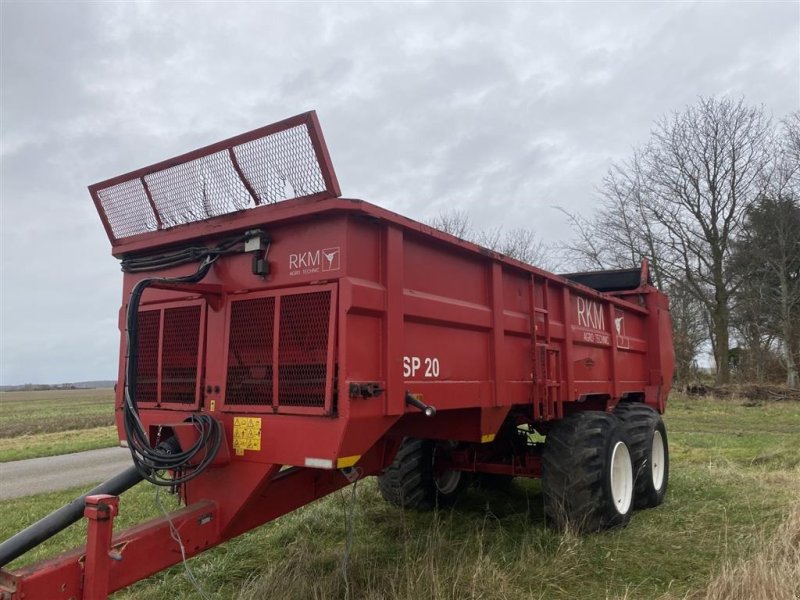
[613,403,669,509]
[378,438,469,510]
[541,411,634,532]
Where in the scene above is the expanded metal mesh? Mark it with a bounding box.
[131,304,201,406]
[223,290,333,411]
[160,305,202,404]
[234,126,326,203]
[278,291,331,408]
[145,150,254,229]
[91,113,339,243]
[97,179,159,241]
[226,297,275,406]
[135,310,160,404]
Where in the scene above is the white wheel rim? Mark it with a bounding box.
[651,430,666,491]
[610,441,633,514]
[435,469,461,494]
[433,441,461,495]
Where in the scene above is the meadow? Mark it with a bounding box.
[0,388,116,462]
[0,393,798,599]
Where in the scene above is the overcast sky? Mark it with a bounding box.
[1,1,798,385]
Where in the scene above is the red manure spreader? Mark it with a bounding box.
[0,112,674,599]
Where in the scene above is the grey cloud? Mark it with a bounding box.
[1,1,797,383]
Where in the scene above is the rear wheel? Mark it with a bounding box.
[541,411,634,532]
[378,438,469,510]
[614,403,669,508]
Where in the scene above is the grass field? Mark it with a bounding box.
[0,388,116,462]
[1,393,798,599]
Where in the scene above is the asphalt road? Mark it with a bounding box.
[0,447,132,500]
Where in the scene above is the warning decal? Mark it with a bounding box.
[232,417,262,456]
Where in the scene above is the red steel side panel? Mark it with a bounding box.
[108,197,672,471]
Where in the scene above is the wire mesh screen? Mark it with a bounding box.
[223,288,334,413]
[90,111,340,243]
[97,179,160,240]
[278,291,331,409]
[135,310,160,404]
[226,297,276,406]
[131,303,202,407]
[160,305,202,404]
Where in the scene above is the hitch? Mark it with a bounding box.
[83,495,120,600]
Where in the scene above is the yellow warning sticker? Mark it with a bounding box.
[232,417,262,456]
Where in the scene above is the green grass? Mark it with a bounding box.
[0,426,119,463]
[1,394,798,600]
[0,388,116,461]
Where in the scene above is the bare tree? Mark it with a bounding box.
[731,124,800,387]
[428,210,553,268]
[641,97,773,383]
[560,154,668,287]
[427,208,472,239]
[472,226,551,266]
[784,111,800,167]
[669,281,708,382]
[473,225,503,254]
[562,97,775,384]
[499,228,550,266]
[559,172,707,382]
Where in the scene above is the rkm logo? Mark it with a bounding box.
[576,297,605,330]
[288,247,340,276]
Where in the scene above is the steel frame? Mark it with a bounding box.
[0,442,393,600]
[89,111,341,246]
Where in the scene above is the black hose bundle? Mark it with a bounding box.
[122,232,258,486]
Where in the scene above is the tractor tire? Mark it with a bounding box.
[378,438,469,510]
[613,403,669,509]
[541,411,634,532]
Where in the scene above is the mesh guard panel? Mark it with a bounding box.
[90,111,340,244]
[161,305,202,404]
[223,287,335,414]
[226,297,275,406]
[278,291,331,409]
[130,302,203,407]
[135,310,160,404]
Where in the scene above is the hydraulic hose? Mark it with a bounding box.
[121,231,266,486]
[0,465,143,568]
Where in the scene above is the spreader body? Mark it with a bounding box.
[0,111,674,600]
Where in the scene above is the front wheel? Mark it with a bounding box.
[542,411,634,532]
[614,403,669,508]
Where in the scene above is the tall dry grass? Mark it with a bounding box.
[235,496,800,600]
[234,506,587,600]
[685,501,800,600]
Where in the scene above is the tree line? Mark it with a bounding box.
[429,97,800,387]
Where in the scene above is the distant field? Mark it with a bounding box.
[0,394,797,600]
[0,388,116,462]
